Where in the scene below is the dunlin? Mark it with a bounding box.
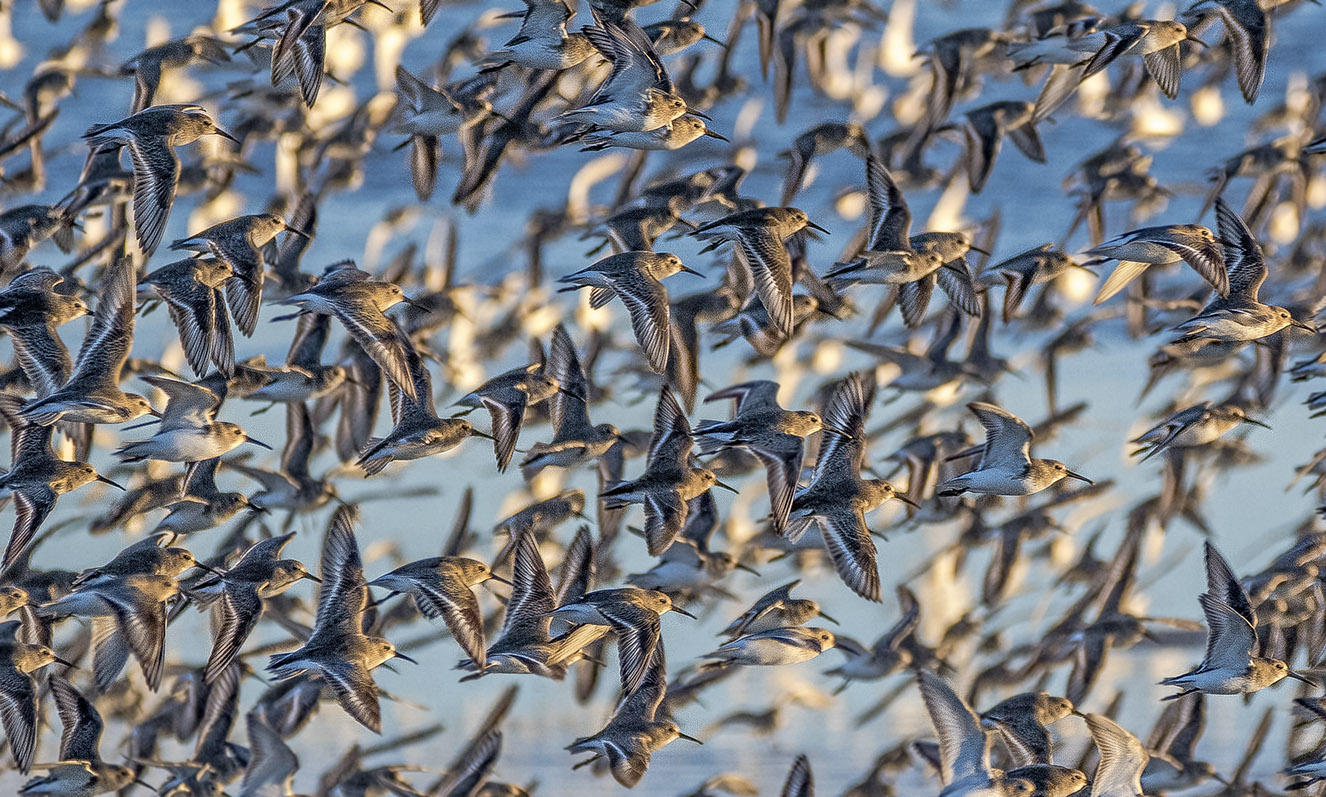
[266,506,416,733]
[186,531,317,682]
[38,569,180,691]
[825,155,980,327]
[937,402,1093,497]
[462,528,566,679]
[551,586,694,694]
[170,213,304,337]
[559,12,693,133]
[478,0,596,72]
[566,644,699,788]
[787,373,915,601]
[1172,198,1316,342]
[22,257,156,427]
[692,206,827,336]
[115,376,269,463]
[519,324,623,480]
[0,620,71,773]
[82,104,236,256]
[278,263,424,399]
[453,360,560,472]
[21,676,143,795]
[916,671,1035,797]
[368,555,502,671]
[600,387,732,556]
[695,380,827,536]
[557,251,701,374]
[0,395,122,568]
[1160,541,1313,698]
[140,256,236,378]
[1183,0,1268,102]
[1083,224,1226,305]
[721,579,836,639]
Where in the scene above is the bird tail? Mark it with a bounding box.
[598,482,631,508]
[934,476,967,497]
[266,651,302,677]
[355,439,390,476]
[113,442,146,462]
[824,258,867,279]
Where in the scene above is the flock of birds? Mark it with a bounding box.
[0,0,1325,793]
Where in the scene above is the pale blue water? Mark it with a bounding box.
[1,0,1324,793]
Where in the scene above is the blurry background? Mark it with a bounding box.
[1,0,1324,792]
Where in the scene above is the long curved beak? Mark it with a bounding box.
[148,407,163,418]
[678,264,705,276]
[392,651,420,665]
[688,108,712,121]
[1185,34,1209,47]
[712,480,739,493]
[96,474,126,490]
[1289,669,1317,686]
[735,561,760,575]
[676,731,704,744]
[702,128,729,142]
[301,572,322,583]
[1065,470,1094,484]
[805,220,831,234]
[1242,417,1272,429]
[487,573,513,586]
[245,436,273,450]
[286,226,312,239]
[1292,319,1317,333]
[214,128,240,144]
[672,605,697,619]
[471,430,496,441]
[817,610,839,625]
[52,655,78,668]
[895,493,921,509]
[968,244,991,256]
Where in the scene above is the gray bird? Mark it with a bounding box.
[0,395,122,569]
[601,387,732,556]
[81,104,237,256]
[186,532,319,682]
[557,251,702,374]
[266,506,417,733]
